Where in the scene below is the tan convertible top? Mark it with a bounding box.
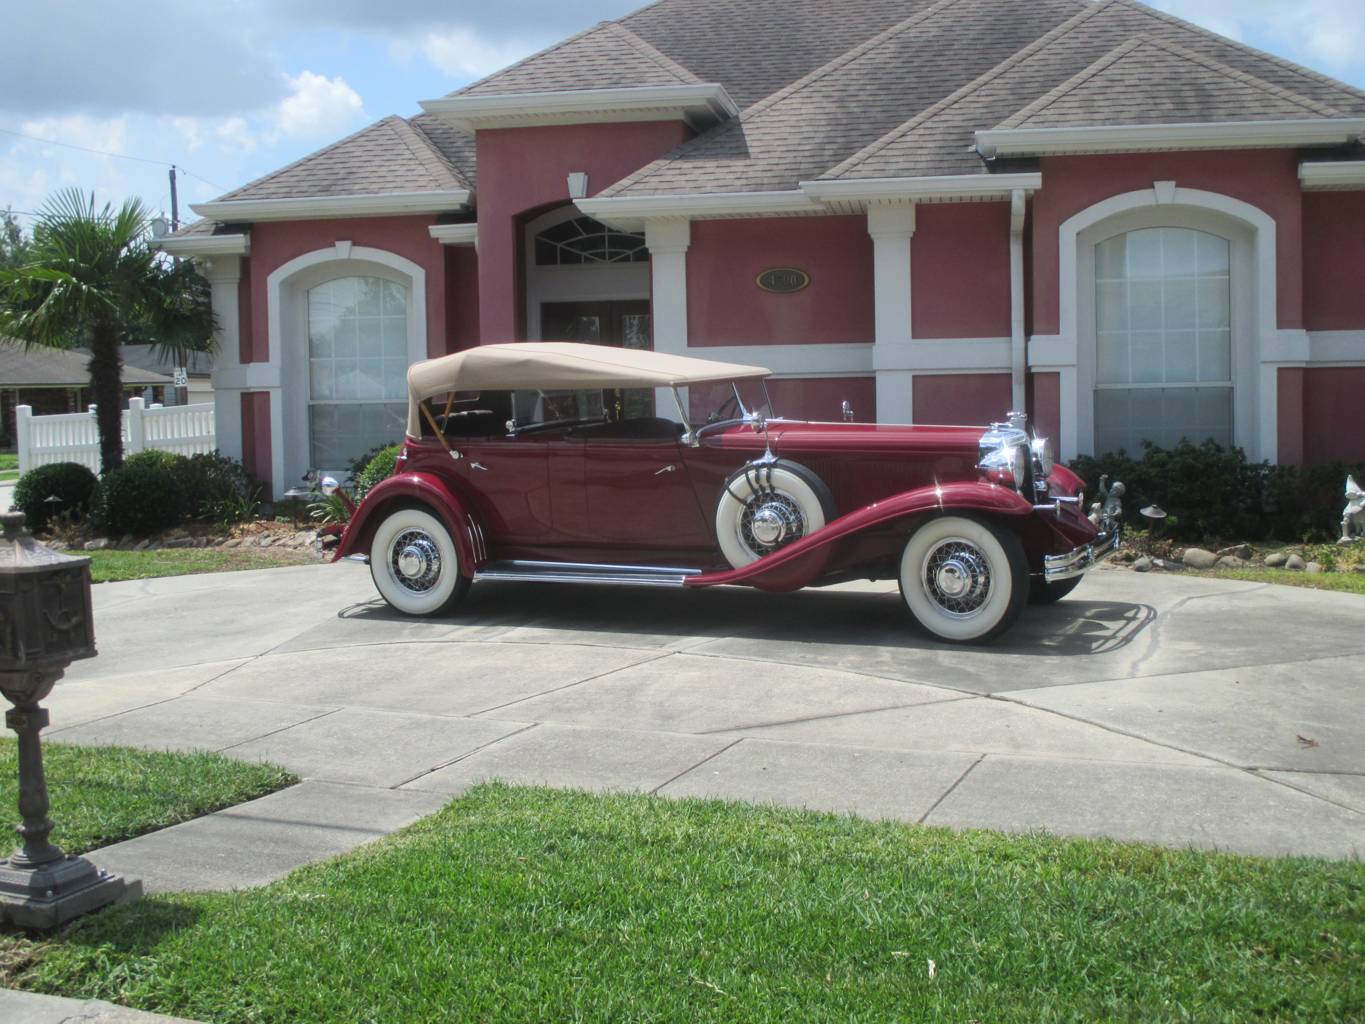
[406,342,770,436]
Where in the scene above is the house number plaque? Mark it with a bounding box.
[756,267,811,293]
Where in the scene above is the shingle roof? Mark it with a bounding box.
[0,341,171,387]
[460,22,702,96]
[204,0,1365,209]
[825,0,1365,181]
[603,0,1086,197]
[213,116,472,203]
[996,37,1340,130]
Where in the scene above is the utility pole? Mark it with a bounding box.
[168,165,179,232]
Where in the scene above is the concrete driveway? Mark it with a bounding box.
[45,561,1365,884]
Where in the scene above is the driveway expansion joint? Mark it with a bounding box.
[651,738,746,795]
[919,754,985,824]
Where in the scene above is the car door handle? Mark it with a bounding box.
[655,464,677,475]
[471,462,490,472]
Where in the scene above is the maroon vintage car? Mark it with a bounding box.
[324,342,1123,643]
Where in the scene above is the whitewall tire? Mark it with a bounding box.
[898,516,1028,643]
[369,507,469,616]
[716,461,833,568]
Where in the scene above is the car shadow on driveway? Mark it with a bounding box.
[336,581,1155,659]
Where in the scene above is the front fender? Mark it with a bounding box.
[688,480,1034,591]
[333,472,482,576]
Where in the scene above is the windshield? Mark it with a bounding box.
[688,379,775,428]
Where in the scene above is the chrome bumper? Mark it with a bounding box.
[1043,527,1122,583]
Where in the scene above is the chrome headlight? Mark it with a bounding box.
[978,443,1028,488]
[320,476,340,496]
[1031,436,1054,477]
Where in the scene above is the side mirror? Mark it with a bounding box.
[841,400,854,422]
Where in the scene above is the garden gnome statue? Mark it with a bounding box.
[1341,476,1365,544]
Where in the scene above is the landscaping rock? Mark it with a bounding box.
[1217,544,1254,560]
[1153,558,1185,572]
[1285,555,1307,571]
[1133,556,1153,572]
[134,539,152,551]
[1306,561,1324,574]
[258,535,276,548]
[83,538,110,551]
[1217,555,1251,569]
[1182,547,1219,569]
[1264,552,1289,568]
[222,537,243,548]
[162,537,195,549]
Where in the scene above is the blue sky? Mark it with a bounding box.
[3,0,1362,229]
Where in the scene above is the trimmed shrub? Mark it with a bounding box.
[175,451,256,521]
[123,449,186,473]
[12,462,99,533]
[90,464,189,537]
[1070,440,1365,543]
[354,444,402,500]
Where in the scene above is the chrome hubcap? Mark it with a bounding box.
[922,539,992,616]
[391,530,441,594]
[741,494,805,553]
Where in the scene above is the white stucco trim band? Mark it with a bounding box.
[159,233,249,258]
[578,191,821,231]
[1299,160,1365,190]
[192,190,470,222]
[977,119,1365,158]
[420,84,739,132]
[429,224,478,247]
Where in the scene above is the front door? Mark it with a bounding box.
[541,301,653,421]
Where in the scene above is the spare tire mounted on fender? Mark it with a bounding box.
[715,460,836,568]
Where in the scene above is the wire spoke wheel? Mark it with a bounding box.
[715,461,833,569]
[898,516,1028,643]
[370,508,469,616]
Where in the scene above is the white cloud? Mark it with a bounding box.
[18,115,131,160]
[270,71,367,141]
[415,27,547,79]
[1156,1,1365,77]
[216,118,259,155]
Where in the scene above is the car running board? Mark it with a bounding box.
[473,560,702,587]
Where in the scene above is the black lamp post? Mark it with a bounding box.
[0,512,138,929]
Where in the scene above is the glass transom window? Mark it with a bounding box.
[307,276,409,471]
[534,216,648,266]
[1094,227,1232,455]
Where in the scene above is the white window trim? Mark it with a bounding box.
[267,245,427,492]
[523,206,650,343]
[1046,185,1280,462]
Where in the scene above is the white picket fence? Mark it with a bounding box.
[16,397,217,475]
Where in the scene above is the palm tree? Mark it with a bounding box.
[0,189,214,472]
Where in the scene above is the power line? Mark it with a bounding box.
[0,126,227,191]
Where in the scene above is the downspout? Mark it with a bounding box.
[1009,188,1027,413]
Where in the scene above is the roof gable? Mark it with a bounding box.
[997,37,1340,130]
[602,0,1086,198]
[459,22,702,97]
[213,116,471,204]
[826,0,1365,182]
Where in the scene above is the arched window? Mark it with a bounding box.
[307,276,409,470]
[1093,227,1232,455]
[534,216,648,266]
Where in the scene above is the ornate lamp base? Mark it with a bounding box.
[0,854,140,930]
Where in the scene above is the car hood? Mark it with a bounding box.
[706,420,986,456]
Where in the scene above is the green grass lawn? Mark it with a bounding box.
[0,740,295,857]
[1197,566,1365,595]
[0,452,17,472]
[86,547,317,583]
[5,785,1361,1023]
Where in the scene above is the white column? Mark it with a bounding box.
[15,405,32,476]
[200,255,245,461]
[1009,189,1027,413]
[868,202,916,424]
[645,218,692,421]
[126,397,146,456]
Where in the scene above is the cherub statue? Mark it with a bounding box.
[1341,475,1365,544]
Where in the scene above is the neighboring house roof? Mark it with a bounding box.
[193,0,1365,213]
[213,115,474,203]
[0,341,172,388]
[104,345,214,380]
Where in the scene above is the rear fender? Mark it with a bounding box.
[689,480,1034,591]
[333,472,485,576]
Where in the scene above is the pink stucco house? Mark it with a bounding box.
[163,0,1365,498]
